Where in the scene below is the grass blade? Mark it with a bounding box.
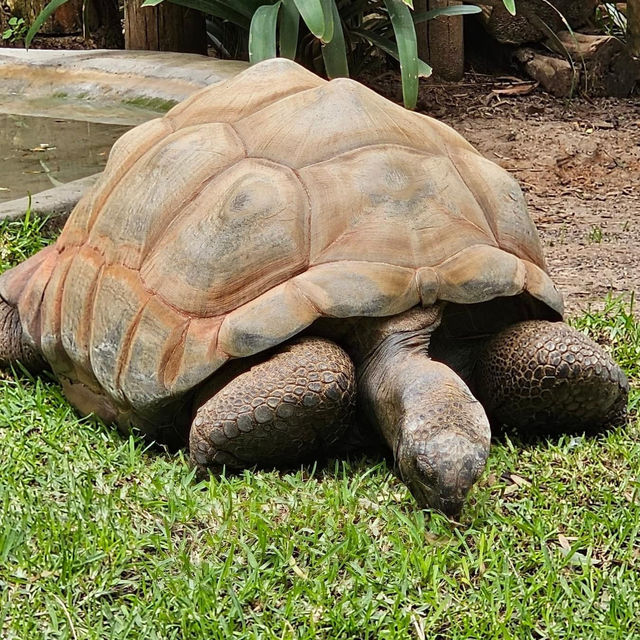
[383,0,419,108]
[321,0,349,77]
[279,0,300,59]
[502,0,516,16]
[249,2,281,63]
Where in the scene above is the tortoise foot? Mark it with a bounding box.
[475,320,629,433]
[189,337,355,471]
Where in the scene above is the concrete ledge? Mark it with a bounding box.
[0,173,101,223]
[0,49,248,125]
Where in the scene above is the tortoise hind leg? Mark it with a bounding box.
[0,298,42,370]
[189,337,356,472]
[474,320,629,433]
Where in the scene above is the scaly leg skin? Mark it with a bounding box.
[474,320,629,433]
[0,297,42,370]
[189,337,356,472]
[358,332,491,518]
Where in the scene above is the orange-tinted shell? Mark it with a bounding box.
[0,59,563,432]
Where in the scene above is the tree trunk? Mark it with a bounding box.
[124,0,207,54]
[425,0,464,81]
[628,0,640,57]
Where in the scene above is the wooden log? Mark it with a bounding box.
[629,0,640,56]
[516,31,640,97]
[424,0,465,81]
[515,48,576,96]
[124,0,206,55]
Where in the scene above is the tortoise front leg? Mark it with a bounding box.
[189,337,355,472]
[474,320,629,432]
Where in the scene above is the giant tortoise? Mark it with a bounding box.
[0,59,628,516]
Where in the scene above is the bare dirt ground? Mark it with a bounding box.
[369,74,640,316]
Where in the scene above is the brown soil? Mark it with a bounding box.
[368,73,640,316]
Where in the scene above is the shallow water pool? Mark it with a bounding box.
[0,114,131,203]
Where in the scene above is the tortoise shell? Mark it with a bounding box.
[0,58,563,432]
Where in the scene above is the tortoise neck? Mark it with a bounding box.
[345,304,443,366]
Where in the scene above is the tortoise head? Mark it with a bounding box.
[397,430,489,518]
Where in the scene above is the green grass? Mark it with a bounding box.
[0,217,639,639]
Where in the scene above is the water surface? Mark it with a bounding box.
[0,114,131,203]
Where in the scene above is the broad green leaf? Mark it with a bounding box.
[351,27,432,77]
[249,2,281,62]
[384,0,419,109]
[413,5,482,24]
[319,0,334,42]
[279,0,300,59]
[293,0,332,42]
[141,0,163,6]
[502,0,516,16]
[25,0,70,49]
[321,0,349,77]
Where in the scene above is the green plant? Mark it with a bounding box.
[588,224,604,244]
[26,0,514,109]
[140,0,486,108]
[2,15,27,42]
[595,2,627,40]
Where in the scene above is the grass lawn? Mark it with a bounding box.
[1,216,639,639]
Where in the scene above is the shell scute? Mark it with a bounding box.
[218,281,318,358]
[87,123,245,269]
[58,118,174,249]
[165,316,228,396]
[40,248,76,377]
[234,78,462,168]
[166,57,324,129]
[301,146,498,267]
[60,245,105,381]
[119,296,186,409]
[140,158,309,317]
[293,262,418,319]
[88,264,151,403]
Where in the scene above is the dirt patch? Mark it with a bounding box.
[368,73,640,316]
